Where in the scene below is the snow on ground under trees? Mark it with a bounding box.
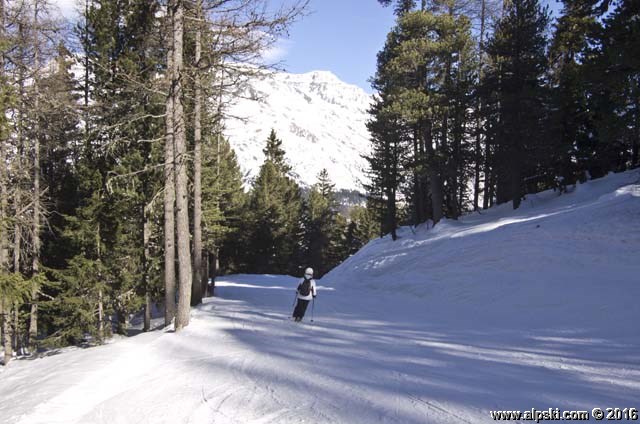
[1,170,639,424]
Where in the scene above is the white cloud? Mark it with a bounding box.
[261,38,292,64]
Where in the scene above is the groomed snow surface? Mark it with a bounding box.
[1,170,639,424]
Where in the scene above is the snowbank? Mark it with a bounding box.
[324,169,640,333]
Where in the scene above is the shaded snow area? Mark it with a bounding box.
[1,170,639,424]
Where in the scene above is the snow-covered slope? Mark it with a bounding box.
[1,170,639,424]
[224,70,372,191]
[325,169,640,333]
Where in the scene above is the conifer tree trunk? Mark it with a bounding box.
[424,122,443,224]
[164,1,177,327]
[96,224,104,342]
[143,204,151,332]
[191,0,203,306]
[474,0,486,211]
[0,0,5,267]
[29,0,42,351]
[98,288,104,341]
[0,0,9,365]
[83,0,90,116]
[172,0,192,331]
[633,96,639,167]
[13,303,19,354]
[412,128,424,224]
[14,23,25,276]
[428,169,443,224]
[203,251,210,297]
[483,122,493,209]
[0,169,6,269]
[13,194,21,275]
[387,142,397,240]
[2,299,11,365]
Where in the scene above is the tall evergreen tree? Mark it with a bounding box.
[549,0,601,184]
[201,134,246,275]
[370,3,476,231]
[484,0,550,208]
[365,95,404,240]
[263,128,291,173]
[0,0,12,364]
[589,0,640,173]
[59,0,164,337]
[303,169,343,277]
[163,0,177,327]
[191,0,205,306]
[244,130,302,274]
[166,0,192,332]
[341,204,378,257]
[37,44,84,343]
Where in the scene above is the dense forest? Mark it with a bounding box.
[368,0,638,239]
[1,0,638,364]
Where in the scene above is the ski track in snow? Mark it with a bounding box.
[1,170,639,424]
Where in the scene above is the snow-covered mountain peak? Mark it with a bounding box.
[223,69,373,191]
[307,69,341,83]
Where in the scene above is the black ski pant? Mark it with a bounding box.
[293,299,310,319]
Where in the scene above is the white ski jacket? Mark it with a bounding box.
[296,278,317,301]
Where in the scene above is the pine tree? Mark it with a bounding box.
[0,0,63,356]
[43,256,109,347]
[370,4,477,227]
[163,0,177,327]
[263,129,291,174]
[378,0,417,16]
[60,0,165,337]
[36,44,84,342]
[0,0,12,364]
[437,3,477,218]
[303,169,342,277]
[484,0,550,208]
[0,273,30,364]
[245,130,302,274]
[170,0,193,332]
[365,95,404,240]
[549,0,601,184]
[201,134,246,275]
[342,205,378,257]
[191,0,204,306]
[588,0,640,173]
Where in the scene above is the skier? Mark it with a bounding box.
[293,267,317,322]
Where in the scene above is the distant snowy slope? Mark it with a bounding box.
[325,169,640,332]
[223,70,372,191]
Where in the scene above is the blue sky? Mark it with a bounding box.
[278,0,563,93]
[277,0,396,93]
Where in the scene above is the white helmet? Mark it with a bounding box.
[304,267,313,278]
